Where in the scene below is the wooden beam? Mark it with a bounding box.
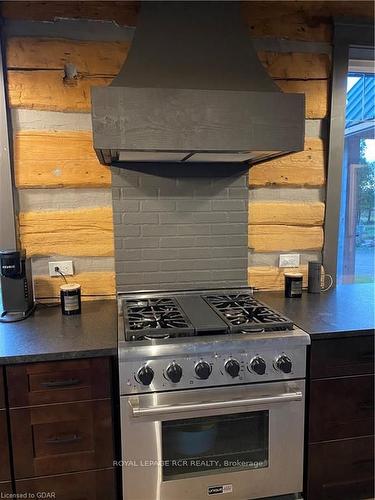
[3,1,372,37]
[276,80,329,119]
[8,70,111,112]
[1,2,139,26]
[6,38,328,116]
[258,51,330,79]
[248,265,307,290]
[6,38,129,76]
[249,202,325,226]
[7,38,330,80]
[249,225,323,252]
[241,2,331,42]
[242,1,373,42]
[19,207,114,257]
[249,137,325,187]
[8,70,328,117]
[33,271,115,299]
[248,264,325,291]
[14,131,111,188]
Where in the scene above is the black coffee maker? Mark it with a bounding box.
[0,249,35,322]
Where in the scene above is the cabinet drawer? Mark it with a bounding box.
[7,357,111,407]
[0,482,13,495]
[309,374,374,442]
[310,335,374,379]
[0,369,5,409]
[0,410,11,482]
[16,468,116,500]
[11,399,114,478]
[307,436,374,500]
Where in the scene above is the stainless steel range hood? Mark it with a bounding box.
[91,1,305,166]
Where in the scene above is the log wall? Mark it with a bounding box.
[1,1,373,296]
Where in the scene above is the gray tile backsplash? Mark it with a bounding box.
[112,164,249,292]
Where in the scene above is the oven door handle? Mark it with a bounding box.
[129,391,303,418]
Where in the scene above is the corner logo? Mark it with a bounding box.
[208,484,233,495]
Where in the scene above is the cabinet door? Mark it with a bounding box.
[0,410,11,482]
[309,374,374,442]
[11,400,114,478]
[307,436,374,500]
[16,468,116,500]
[0,482,13,495]
[7,358,111,407]
[0,369,5,409]
[310,335,374,379]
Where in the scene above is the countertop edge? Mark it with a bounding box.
[303,328,374,340]
[0,347,118,366]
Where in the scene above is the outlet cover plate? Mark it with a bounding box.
[279,254,300,268]
[48,260,74,277]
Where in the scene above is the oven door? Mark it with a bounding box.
[121,379,305,500]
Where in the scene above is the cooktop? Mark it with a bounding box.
[121,288,293,341]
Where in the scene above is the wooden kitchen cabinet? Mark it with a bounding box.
[0,482,13,495]
[16,468,116,500]
[7,357,111,407]
[0,368,12,486]
[310,335,374,378]
[0,411,11,482]
[308,436,374,500]
[10,393,114,479]
[0,369,5,408]
[4,357,117,498]
[309,374,374,442]
[306,334,375,500]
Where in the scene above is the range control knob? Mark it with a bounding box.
[137,365,154,386]
[225,359,240,378]
[275,355,292,374]
[195,361,211,380]
[250,356,267,375]
[166,362,183,383]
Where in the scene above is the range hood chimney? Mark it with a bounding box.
[91,1,305,166]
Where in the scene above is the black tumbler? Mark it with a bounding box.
[308,262,321,294]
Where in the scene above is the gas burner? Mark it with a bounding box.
[123,296,195,341]
[203,294,293,332]
[128,310,192,330]
[126,297,177,311]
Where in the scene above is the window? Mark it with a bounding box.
[323,21,374,285]
[337,66,375,283]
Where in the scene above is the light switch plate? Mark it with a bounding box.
[48,260,74,277]
[279,254,300,268]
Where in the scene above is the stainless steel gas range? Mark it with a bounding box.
[118,287,310,500]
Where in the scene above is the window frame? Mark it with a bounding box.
[0,32,17,250]
[323,18,374,284]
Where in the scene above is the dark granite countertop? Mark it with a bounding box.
[256,283,375,339]
[0,300,118,365]
[1,284,373,364]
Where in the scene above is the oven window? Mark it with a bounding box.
[162,410,269,480]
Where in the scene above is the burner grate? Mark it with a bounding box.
[203,294,293,332]
[123,297,195,341]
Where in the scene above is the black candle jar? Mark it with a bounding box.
[284,273,303,298]
[60,283,81,315]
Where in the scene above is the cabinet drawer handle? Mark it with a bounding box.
[46,433,82,444]
[359,401,374,411]
[360,352,373,362]
[353,458,373,467]
[41,378,81,388]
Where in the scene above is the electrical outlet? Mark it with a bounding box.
[48,260,74,277]
[279,254,300,268]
